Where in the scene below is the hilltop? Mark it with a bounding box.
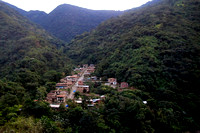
[4,2,123,42]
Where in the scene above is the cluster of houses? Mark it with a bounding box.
[105,78,129,89]
[75,95,106,107]
[46,64,102,108]
[45,64,133,109]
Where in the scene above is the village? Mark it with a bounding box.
[46,64,131,109]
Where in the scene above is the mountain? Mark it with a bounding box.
[24,10,47,25]
[4,2,123,42]
[0,1,72,93]
[66,0,200,130]
[30,4,123,42]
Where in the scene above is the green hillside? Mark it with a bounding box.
[66,0,200,129]
[0,1,72,93]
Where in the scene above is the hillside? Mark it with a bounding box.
[5,2,123,42]
[0,1,72,94]
[66,0,200,130]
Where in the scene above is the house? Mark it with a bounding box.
[74,68,79,71]
[77,85,89,93]
[93,99,101,104]
[75,98,83,104]
[91,76,97,81]
[120,82,129,88]
[78,80,84,85]
[84,72,91,77]
[89,64,95,67]
[83,64,88,68]
[104,83,111,86]
[87,99,94,107]
[57,91,67,103]
[46,93,57,103]
[66,75,79,82]
[108,78,117,85]
[46,90,67,103]
[87,67,95,73]
[50,104,60,108]
[66,80,73,86]
[57,95,66,103]
[60,78,67,83]
[56,83,69,89]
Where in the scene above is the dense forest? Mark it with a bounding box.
[0,0,200,132]
[0,1,72,100]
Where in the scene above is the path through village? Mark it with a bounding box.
[67,68,87,99]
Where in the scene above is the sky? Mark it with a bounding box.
[2,0,151,13]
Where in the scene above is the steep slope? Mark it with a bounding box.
[66,0,200,130]
[0,1,72,93]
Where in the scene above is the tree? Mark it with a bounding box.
[36,86,47,100]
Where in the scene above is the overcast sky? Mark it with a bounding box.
[3,0,151,13]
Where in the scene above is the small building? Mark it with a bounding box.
[56,83,69,89]
[50,104,60,108]
[46,90,67,103]
[46,93,57,103]
[89,64,95,67]
[91,76,97,81]
[83,64,88,68]
[87,67,95,73]
[57,95,66,103]
[120,82,129,88]
[108,78,117,85]
[66,80,73,86]
[60,78,67,83]
[78,80,84,85]
[84,72,91,77]
[93,99,101,104]
[74,68,81,72]
[66,75,79,82]
[77,85,89,93]
[100,95,106,100]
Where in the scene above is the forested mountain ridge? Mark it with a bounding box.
[66,0,200,130]
[0,1,72,92]
[4,1,123,42]
[35,4,123,42]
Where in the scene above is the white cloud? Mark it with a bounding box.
[3,0,151,13]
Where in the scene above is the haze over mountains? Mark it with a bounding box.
[0,0,200,132]
[4,2,123,42]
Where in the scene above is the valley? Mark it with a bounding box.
[0,0,200,132]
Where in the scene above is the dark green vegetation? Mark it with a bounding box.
[66,0,200,131]
[0,1,72,96]
[5,2,123,42]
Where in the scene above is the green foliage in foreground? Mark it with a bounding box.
[0,85,198,132]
